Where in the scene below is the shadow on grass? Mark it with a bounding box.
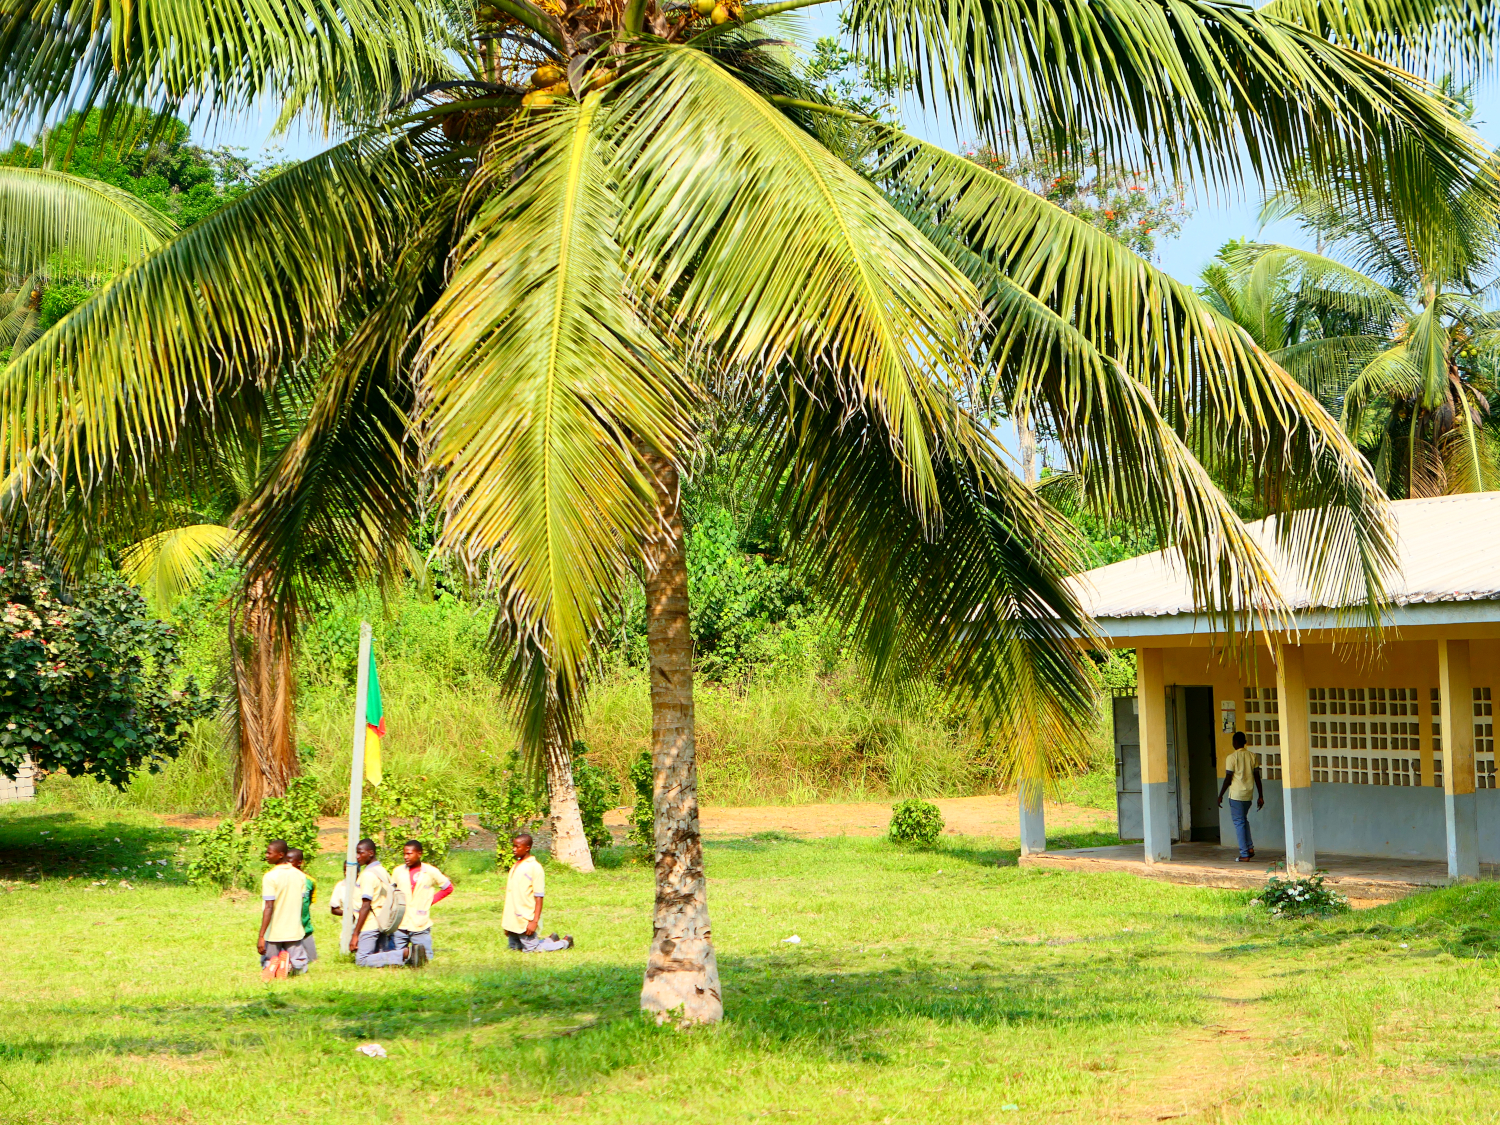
[4,947,1199,1083]
[0,810,193,880]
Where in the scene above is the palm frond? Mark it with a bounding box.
[417,94,694,689]
[883,133,1397,629]
[119,522,238,612]
[847,0,1494,214]
[0,131,428,495]
[752,376,1096,780]
[611,46,981,518]
[0,167,174,277]
[0,0,461,133]
[1260,0,1500,82]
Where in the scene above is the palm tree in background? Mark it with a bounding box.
[1200,137,1500,499]
[0,0,1492,1021]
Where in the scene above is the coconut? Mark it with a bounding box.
[711,2,730,20]
[521,91,555,108]
[530,64,566,87]
[693,0,716,13]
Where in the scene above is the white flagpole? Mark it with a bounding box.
[339,621,373,955]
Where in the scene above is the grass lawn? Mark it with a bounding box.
[5,809,1500,1123]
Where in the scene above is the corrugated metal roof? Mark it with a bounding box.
[1070,492,1500,620]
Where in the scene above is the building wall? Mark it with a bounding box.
[0,757,35,804]
[1144,639,1500,858]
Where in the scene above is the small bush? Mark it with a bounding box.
[248,775,321,855]
[888,798,944,847]
[475,748,547,869]
[186,820,256,889]
[363,774,468,865]
[1252,869,1349,917]
[626,748,654,850]
[571,743,615,853]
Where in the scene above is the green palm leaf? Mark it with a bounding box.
[119,522,238,612]
[418,94,694,683]
[883,133,1396,626]
[0,0,460,132]
[0,166,174,277]
[0,132,427,492]
[611,46,981,518]
[845,0,1494,215]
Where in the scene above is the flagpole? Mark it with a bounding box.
[339,621,373,955]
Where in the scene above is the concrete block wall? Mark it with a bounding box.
[0,757,35,804]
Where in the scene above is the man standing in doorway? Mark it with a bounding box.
[257,839,309,979]
[391,840,452,967]
[502,834,573,952]
[1218,731,1265,861]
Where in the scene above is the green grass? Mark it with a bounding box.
[8,808,1497,1123]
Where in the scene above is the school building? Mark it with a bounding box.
[1035,493,1500,887]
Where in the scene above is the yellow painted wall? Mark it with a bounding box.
[1153,639,1500,780]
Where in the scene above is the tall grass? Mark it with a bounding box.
[34,588,1119,815]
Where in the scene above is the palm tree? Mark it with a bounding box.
[0,0,1490,1022]
[1201,146,1500,499]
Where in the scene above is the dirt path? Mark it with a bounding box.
[158,794,1114,853]
[615,794,1115,841]
[1099,957,1278,1122]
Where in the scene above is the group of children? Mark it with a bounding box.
[255,831,572,979]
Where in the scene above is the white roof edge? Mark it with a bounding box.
[1088,599,1500,640]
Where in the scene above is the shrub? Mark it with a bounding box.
[1252,869,1349,917]
[363,774,468,865]
[186,820,256,889]
[0,556,216,788]
[888,798,944,847]
[571,742,615,853]
[475,748,547,869]
[626,748,654,850]
[248,775,321,855]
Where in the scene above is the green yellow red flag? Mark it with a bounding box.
[364,648,384,786]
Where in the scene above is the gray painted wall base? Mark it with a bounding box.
[1019,784,1045,856]
[1142,781,1172,863]
[1200,782,1500,866]
[1447,792,1479,880]
[1282,785,1315,875]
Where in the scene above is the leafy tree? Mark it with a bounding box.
[0,557,215,787]
[0,0,1486,1025]
[963,138,1191,261]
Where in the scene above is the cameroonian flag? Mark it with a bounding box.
[364,648,384,786]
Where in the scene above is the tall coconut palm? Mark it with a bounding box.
[0,0,1491,1023]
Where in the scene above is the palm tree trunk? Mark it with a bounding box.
[638,447,722,1025]
[230,578,297,816]
[1017,410,1038,486]
[544,707,595,872]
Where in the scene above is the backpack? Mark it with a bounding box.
[368,863,407,935]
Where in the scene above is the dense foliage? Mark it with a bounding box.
[0,558,215,787]
[363,774,468,864]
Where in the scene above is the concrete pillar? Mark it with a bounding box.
[1018,779,1045,855]
[1440,639,1479,882]
[1137,648,1171,863]
[1276,643,1315,875]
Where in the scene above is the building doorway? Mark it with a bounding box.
[1181,686,1221,842]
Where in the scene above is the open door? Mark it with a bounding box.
[1181,686,1221,842]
